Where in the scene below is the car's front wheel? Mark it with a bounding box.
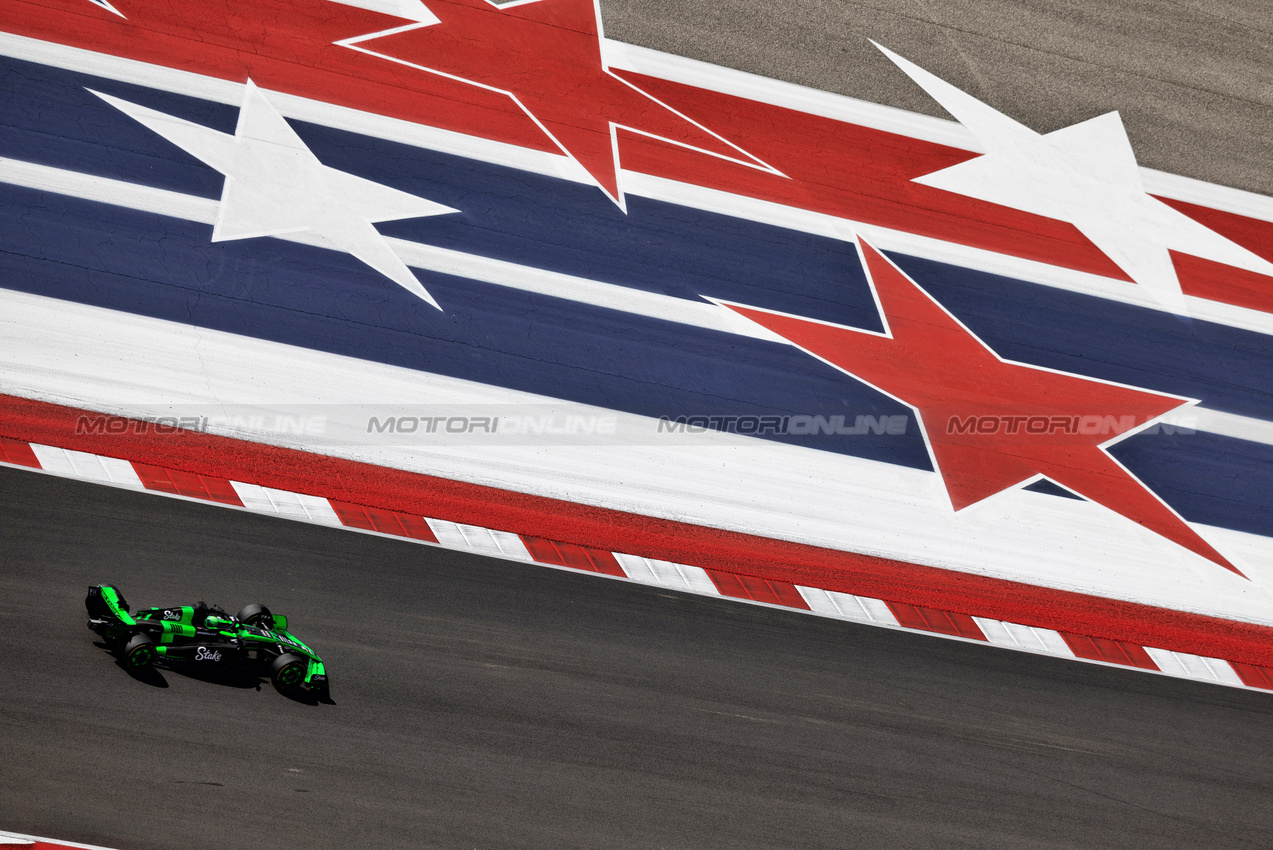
[270,652,307,692]
[122,633,156,670]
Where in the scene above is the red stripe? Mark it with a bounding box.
[886,602,987,641]
[705,569,811,609]
[1170,251,1273,316]
[5,393,1273,667]
[1230,662,1273,691]
[1059,633,1159,671]
[520,535,626,577]
[131,461,243,505]
[0,436,41,468]
[329,499,438,542]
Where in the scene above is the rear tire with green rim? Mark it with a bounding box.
[123,633,156,670]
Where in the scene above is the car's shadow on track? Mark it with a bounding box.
[279,686,335,706]
[97,640,170,688]
[94,641,334,704]
[170,664,268,690]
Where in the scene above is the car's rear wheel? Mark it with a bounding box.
[123,633,156,670]
[270,652,307,692]
[237,603,273,628]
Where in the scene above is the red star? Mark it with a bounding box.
[721,239,1240,575]
[340,0,775,206]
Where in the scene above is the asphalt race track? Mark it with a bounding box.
[3,465,1273,849]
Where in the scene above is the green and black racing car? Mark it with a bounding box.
[86,584,329,698]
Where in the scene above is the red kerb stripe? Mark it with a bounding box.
[329,500,438,542]
[131,462,243,506]
[1059,633,1160,670]
[1230,662,1273,691]
[520,535,626,577]
[887,602,987,640]
[705,570,811,609]
[0,437,40,469]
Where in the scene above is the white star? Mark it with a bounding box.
[873,42,1273,316]
[90,81,457,309]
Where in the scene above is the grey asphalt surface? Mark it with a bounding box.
[4,466,1273,849]
[606,0,1273,196]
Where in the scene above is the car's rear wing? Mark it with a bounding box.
[86,585,136,626]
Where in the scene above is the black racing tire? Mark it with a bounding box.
[236,603,273,628]
[270,652,308,692]
[123,633,157,670]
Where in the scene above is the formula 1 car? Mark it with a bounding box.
[86,584,329,698]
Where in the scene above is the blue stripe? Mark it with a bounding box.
[0,55,233,199]
[1111,429,1273,539]
[0,184,927,469]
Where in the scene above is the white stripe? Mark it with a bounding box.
[613,553,719,595]
[229,481,343,526]
[974,618,1075,657]
[4,33,1273,331]
[1161,407,1273,447]
[855,596,901,626]
[387,238,782,341]
[1,156,219,222]
[1142,647,1245,686]
[27,444,144,489]
[1142,169,1273,227]
[425,519,533,561]
[796,586,900,626]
